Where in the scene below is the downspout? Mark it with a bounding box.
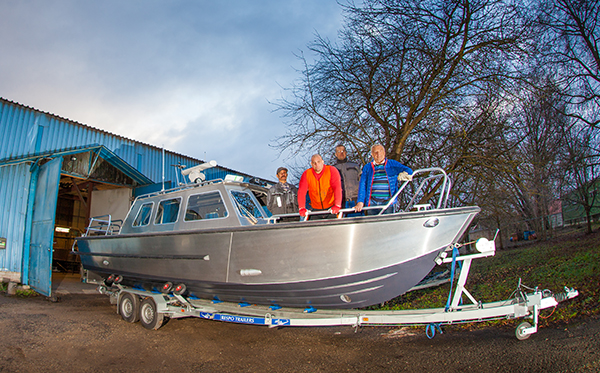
[161,146,165,191]
[21,159,41,285]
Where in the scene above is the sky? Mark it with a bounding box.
[0,1,345,180]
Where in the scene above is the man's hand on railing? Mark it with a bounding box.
[299,207,308,217]
[354,202,364,212]
[397,172,412,182]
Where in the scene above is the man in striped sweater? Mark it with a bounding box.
[355,144,413,215]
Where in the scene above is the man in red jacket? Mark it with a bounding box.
[297,154,343,220]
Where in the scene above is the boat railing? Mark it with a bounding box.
[83,215,123,237]
[269,204,418,222]
[380,167,451,214]
[135,179,225,201]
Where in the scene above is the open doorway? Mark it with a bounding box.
[52,177,133,274]
[26,146,152,297]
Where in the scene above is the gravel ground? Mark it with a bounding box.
[0,291,598,372]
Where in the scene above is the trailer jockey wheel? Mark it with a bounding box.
[515,322,532,340]
[140,297,166,330]
[118,292,140,323]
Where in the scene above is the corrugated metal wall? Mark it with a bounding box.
[0,97,268,280]
[0,98,252,183]
[0,163,30,273]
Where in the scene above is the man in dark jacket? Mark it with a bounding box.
[266,167,298,216]
[333,145,361,209]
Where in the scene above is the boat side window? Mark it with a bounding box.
[155,198,181,225]
[132,202,154,227]
[230,190,265,220]
[184,191,228,221]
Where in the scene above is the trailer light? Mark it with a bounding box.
[55,227,70,233]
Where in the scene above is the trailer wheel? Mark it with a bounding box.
[140,297,165,330]
[118,293,140,323]
[515,322,532,340]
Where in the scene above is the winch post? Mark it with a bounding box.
[449,257,479,310]
[442,238,497,312]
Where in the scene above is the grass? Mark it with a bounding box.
[0,282,40,297]
[372,227,600,328]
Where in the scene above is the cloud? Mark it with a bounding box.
[0,0,344,179]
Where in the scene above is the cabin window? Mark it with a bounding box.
[184,191,228,221]
[132,203,153,227]
[155,198,181,225]
[230,190,264,220]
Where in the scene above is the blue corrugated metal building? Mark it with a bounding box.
[0,97,270,296]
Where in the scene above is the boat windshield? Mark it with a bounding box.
[230,190,265,223]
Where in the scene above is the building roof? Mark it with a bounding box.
[0,97,273,185]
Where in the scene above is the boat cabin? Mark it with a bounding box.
[118,178,272,235]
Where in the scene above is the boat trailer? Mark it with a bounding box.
[94,237,578,340]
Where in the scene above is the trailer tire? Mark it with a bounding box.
[119,292,140,323]
[140,297,166,330]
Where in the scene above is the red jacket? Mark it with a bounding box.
[298,165,342,210]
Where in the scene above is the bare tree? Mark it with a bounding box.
[560,125,600,233]
[537,0,600,128]
[472,80,567,240]
[274,0,534,165]
[272,0,595,241]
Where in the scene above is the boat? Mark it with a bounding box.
[75,162,480,309]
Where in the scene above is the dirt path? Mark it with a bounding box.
[0,292,598,372]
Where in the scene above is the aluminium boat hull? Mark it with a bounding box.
[76,206,479,309]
